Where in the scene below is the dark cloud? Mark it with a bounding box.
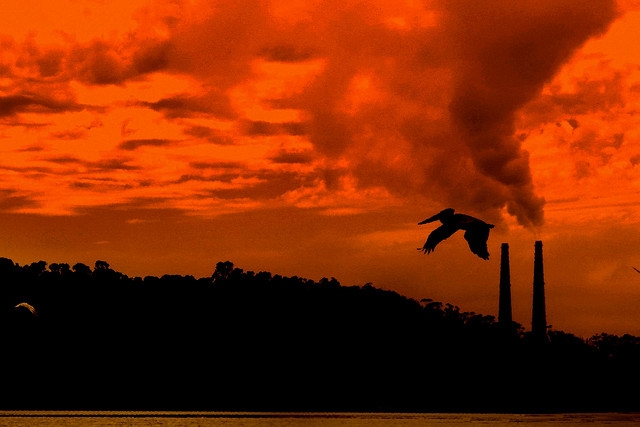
[69,40,128,85]
[183,125,214,139]
[6,121,51,129]
[89,158,140,171]
[174,173,238,185]
[208,170,315,200]
[17,145,44,152]
[36,49,65,77]
[70,181,95,189]
[141,92,234,119]
[190,161,246,170]
[68,38,172,85]
[50,129,88,140]
[268,150,314,164]
[178,164,309,191]
[243,121,276,136]
[574,160,594,180]
[46,155,81,164]
[0,164,52,175]
[166,0,276,87]
[0,189,38,211]
[12,38,65,80]
[570,131,624,167]
[183,125,235,144]
[0,93,82,117]
[70,176,148,190]
[281,122,308,136]
[143,97,200,115]
[119,138,177,151]
[556,74,626,114]
[527,73,626,121]
[242,120,308,137]
[7,19,172,85]
[132,40,171,75]
[40,155,138,172]
[259,44,317,62]
[567,118,579,130]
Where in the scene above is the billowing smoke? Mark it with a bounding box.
[442,0,618,227]
[83,0,619,226]
[255,0,619,228]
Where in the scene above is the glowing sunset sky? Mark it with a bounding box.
[1,0,640,338]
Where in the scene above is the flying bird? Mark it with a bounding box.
[14,302,38,318]
[418,208,494,260]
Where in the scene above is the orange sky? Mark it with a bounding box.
[1,0,640,338]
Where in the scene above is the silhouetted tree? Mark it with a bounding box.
[72,262,92,277]
[0,256,639,412]
[212,260,234,282]
[94,260,110,270]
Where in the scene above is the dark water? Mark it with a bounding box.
[0,412,639,426]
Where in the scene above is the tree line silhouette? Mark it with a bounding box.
[0,257,639,412]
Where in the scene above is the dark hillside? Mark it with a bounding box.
[0,258,638,412]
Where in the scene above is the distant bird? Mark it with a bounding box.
[418,208,494,260]
[14,302,38,318]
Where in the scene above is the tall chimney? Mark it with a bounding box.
[531,240,547,343]
[498,243,513,334]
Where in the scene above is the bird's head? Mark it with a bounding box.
[418,208,454,225]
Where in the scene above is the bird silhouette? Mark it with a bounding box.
[418,208,494,260]
[14,302,38,318]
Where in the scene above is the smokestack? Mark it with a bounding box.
[531,240,547,343]
[498,243,513,334]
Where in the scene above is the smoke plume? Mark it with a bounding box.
[7,0,618,223]
[442,0,618,227]
[252,0,620,227]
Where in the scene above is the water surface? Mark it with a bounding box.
[1,412,639,426]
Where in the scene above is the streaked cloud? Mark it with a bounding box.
[0,94,83,117]
[268,149,314,164]
[119,138,179,151]
[0,189,38,211]
[140,92,235,119]
[242,120,308,137]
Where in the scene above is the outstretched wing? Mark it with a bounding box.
[14,302,38,317]
[419,224,458,254]
[463,223,493,260]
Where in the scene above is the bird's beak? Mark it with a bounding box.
[418,213,440,225]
